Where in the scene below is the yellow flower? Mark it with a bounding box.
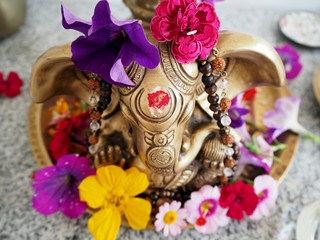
[54,98,69,115]
[79,165,151,240]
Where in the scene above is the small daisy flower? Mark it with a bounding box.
[184,185,229,234]
[249,175,278,221]
[155,201,187,237]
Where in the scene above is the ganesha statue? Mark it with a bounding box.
[29,0,285,192]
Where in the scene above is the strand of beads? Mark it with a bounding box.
[86,73,112,155]
[198,48,240,185]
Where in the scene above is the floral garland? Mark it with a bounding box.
[31,1,320,240]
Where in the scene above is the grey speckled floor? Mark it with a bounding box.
[0,1,320,239]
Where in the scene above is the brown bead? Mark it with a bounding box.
[207,94,219,104]
[211,57,226,72]
[90,110,101,121]
[219,176,229,185]
[221,134,234,145]
[205,84,217,95]
[88,135,99,145]
[199,62,213,75]
[220,97,232,111]
[87,79,100,90]
[224,159,236,168]
[209,103,220,112]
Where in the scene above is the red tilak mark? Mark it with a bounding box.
[147,90,170,109]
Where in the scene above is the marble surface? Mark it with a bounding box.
[0,1,320,239]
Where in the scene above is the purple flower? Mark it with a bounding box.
[228,93,250,128]
[275,44,302,80]
[263,96,320,143]
[61,0,160,87]
[32,154,95,219]
[235,126,274,173]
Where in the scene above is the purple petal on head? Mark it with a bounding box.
[90,0,114,34]
[71,34,118,83]
[110,58,135,86]
[121,22,160,69]
[61,4,91,35]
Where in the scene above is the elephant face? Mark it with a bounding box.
[118,42,200,175]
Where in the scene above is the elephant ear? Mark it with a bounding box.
[29,44,120,112]
[196,30,286,114]
[29,44,91,103]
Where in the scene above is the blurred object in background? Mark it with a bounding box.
[296,200,320,240]
[0,0,26,38]
[313,66,320,105]
[279,11,320,48]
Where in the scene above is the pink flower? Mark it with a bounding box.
[184,185,229,234]
[151,0,220,63]
[155,201,187,237]
[249,175,278,221]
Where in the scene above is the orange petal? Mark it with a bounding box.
[78,176,106,209]
[124,197,151,230]
[125,167,149,196]
[88,206,121,240]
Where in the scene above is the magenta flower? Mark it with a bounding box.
[200,0,224,5]
[184,185,229,234]
[228,93,250,128]
[61,0,160,87]
[249,175,278,221]
[150,0,220,63]
[263,96,320,143]
[275,44,302,80]
[32,154,95,219]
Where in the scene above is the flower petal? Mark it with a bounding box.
[121,22,160,69]
[78,175,106,209]
[71,33,119,84]
[61,4,91,35]
[88,207,121,240]
[110,58,135,87]
[125,168,149,197]
[60,188,87,219]
[96,165,127,191]
[123,197,151,230]
[90,0,114,34]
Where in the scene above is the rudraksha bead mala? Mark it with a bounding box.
[198,48,240,185]
[86,73,112,155]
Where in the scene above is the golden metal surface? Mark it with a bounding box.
[29,28,291,189]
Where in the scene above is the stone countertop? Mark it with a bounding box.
[0,1,320,239]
